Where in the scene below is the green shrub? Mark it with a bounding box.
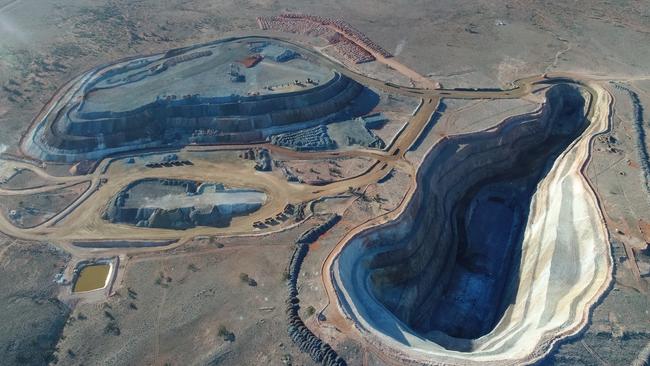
[305,306,315,317]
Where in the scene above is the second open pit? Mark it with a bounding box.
[23,38,380,162]
[333,83,611,364]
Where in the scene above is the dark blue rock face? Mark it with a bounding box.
[364,84,588,345]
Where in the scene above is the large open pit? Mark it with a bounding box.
[25,38,375,161]
[333,84,611,364]
[104,178,266,230]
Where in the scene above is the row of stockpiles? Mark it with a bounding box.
[330,38,375,64]
[256,16,331,38]
[297,214,341,244]
[270,124,336,151]
[285,215,346,366]
[279,13,392,58]
[256,13,385,64]
[145,160,192,168]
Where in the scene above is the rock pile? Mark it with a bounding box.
[297,214,341,244]
[285,215,346,365]
[255,148,273,171]
[294,202,307,222]
[271,125,336,151]
[286,241,346,366]
[257,13,392,64]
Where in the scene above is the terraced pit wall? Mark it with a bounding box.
[334,84,600,363]
[31,73,363,161]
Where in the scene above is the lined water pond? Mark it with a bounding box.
[73,264,110,292]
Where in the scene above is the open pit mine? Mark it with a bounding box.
[2,22,618,366]
[332,82,611,364]
[22,38,368,162]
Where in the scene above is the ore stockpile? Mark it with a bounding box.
[104,178,266,230]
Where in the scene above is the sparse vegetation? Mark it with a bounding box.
[217,325,235,342]
[155,272,171,288]
[239,272,257,286]
[104,322,121,336]
[281,353,293,365]
[373,193,387,203]
[239,272,249,282]
[305,306,316,317]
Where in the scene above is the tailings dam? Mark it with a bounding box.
[333,83,611,364]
